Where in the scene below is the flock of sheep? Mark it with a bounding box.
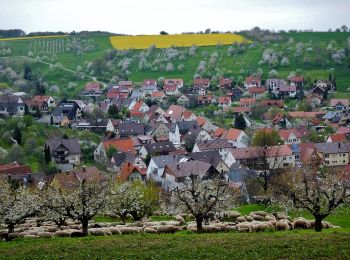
[1,211,338,240]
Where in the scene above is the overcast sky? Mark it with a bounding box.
[1,0,349,34]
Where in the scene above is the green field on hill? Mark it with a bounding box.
[1,32,350,98]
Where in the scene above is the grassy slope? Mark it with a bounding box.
[1,32,350,96]
[0,231,349,259]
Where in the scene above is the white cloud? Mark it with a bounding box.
[0,0,349,33]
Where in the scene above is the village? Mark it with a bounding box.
[0,72,349,200]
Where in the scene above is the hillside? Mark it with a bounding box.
[0,32,350,98]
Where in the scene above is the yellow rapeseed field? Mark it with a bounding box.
[0,35,68,42]
[110,33,251,50]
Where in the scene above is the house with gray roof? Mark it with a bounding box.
[131,90,145,100]
[45,138,81,171]
[189,150,229,173]
[0,95,25,117]
[315,142,350,166]
[109,151,145,173]
[162,160,224,191]
[139,141,176,159]
[146,154,188,185]
[118,122,145,137]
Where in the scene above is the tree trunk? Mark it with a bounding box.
[8,223,15,234]
[314,216,323,232]
[196,216,203,233]
[81,218,89,236]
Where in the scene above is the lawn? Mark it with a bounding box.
[0,230,349,259]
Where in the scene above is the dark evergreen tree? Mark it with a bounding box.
[233,113,247,130]
[13,126,22,145]
[107,104,119,118]
[34,80,46,95]
[50,115,54,125]
[34,106,42,118]
[44,145,51,164]
[24,65,33,81]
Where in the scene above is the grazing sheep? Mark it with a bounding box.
[157,225,181,234]
[23,234,38,238]
[237,216,246,222]
[212,223,226,231]
[70,231,84,237]
[92,230,107,236]
[252,223,269,232]
[175,215,185,225]
[202,226,219,233]
[249,213,265,221]
[275,221,290,231]
[27,231,38,236]
[245,216,254,222]
[265,215,276,221]
[226,226,237,232]
[18,232,27,238]
[119,227,140,234]
[108,227,122,235]
[8,233,19,239]
[237,223,252,233]
[292,218,311,229]
[54,230,70,237]
[38,232,53,238]
[46,227,59,233]
[254,211,268,217]
[277,213,288,220]
[144,227,157,234]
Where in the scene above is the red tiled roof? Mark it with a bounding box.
[219,78,232,87]
[272,113,284,124]
[336,127,350,135]
[151,91,165,98]
[279,129,301,141]
[289,76,304,82]
[164,79,183,85]
[118,162,146,182]
[32,95,52,103]
[279,85,296,92]
[182,110,195,119]
[260,100,284,108]
[231,107,252,113]
[85,82,100,91]
[130,111,144,118]
[248,87,265,94]
[218,96,231,104]
[0,162,32,176]
[165,105,185,121]
[328,133,346,142]
[196,116,207,127]
[163,85,178,91]
[240,98,256,106]
[143,79,157,86]
[288,111,325,118]
[213,127,226,138]
[223,128,243,141]
[197,95,213,101]
[193,78,210,86]
[245,76,260,84]
[102,137,136,154]
[330,99,349,107]
[131,100,144,112]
